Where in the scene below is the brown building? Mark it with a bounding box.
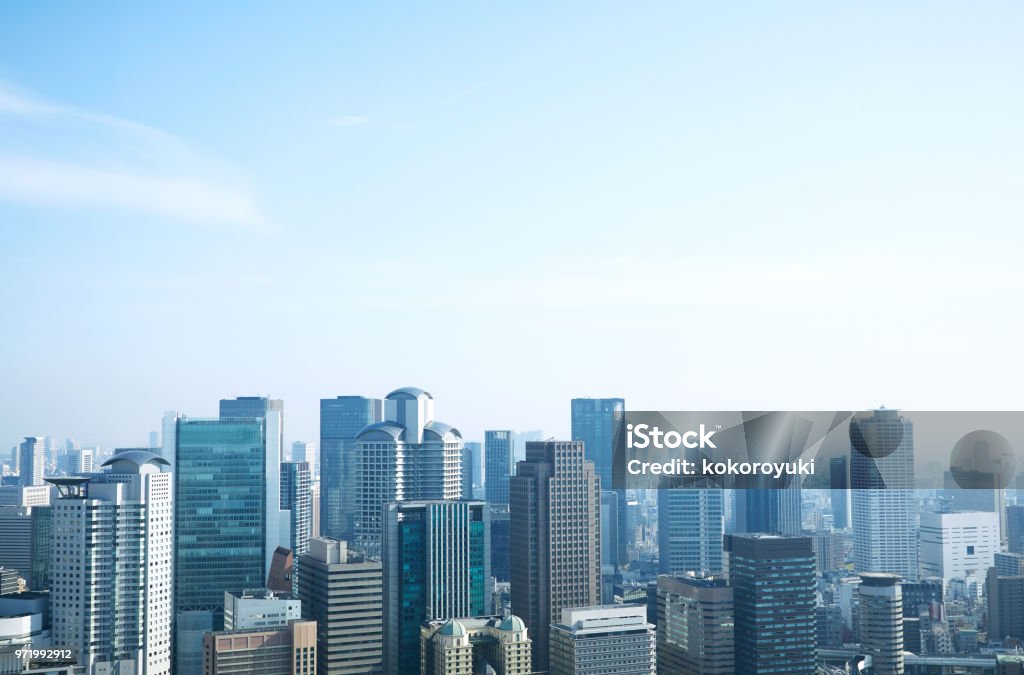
[510,440,600,673]
[203,619,317,675]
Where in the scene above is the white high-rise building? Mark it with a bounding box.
[65,447,94,475]
[18,437,45,487]
[355,387,463,558]
[49,450,173,675]
[851,409,918,580]
[549,605,656,675]
[919,510,1000,581]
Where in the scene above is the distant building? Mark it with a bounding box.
[64,447,94,475]
[489,505,511,583]
[281,461,313,559]
[203,620,317,675]
[571,398,627,564]
[656,575,734,675]
[995,552,1024,577]
[0,485,50,507]
[658,489,724,577]
[830,456,849,529]
[17,438,45,487]
[297,538,383,675]
[988,567,1024,642]
[420,615,532,675]
[1008,504,1024,554]
[319,396,382,541]
[809,529,846,574]
[549,605,656,675]
[484,430,514,507]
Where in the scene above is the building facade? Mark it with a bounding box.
[858,573,904,675]
[657,489,724,577]
[319,396,382,542]
[656,575,734,675]
[919,510,999,581]
[203,620,317,675]
[549,605,656,675]
[484,430,514,507]
[420,616,532,675]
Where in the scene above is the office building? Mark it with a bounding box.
[510,440,600,674]
[656,575,734,675]
[728,533,816,675]
[658,489,724,576]
[1008,504,1024,554]
[64,447,94,475]
[382,500,488,675]
[484,430,514,506]
[734,482,802,535]
[219,396,284,438]
[309,481,320,538]
[831,456,849,529]
[420,615,532,675]
[173,413,284,674]
[601,490,620,571]
[859,573,904,675]
[203,620,316,675]
[996,552,1024,577]
[320,396,382,542]
[549,605,656,675]
[17,438,44,487]
[0,485,50,507]
[571,397,627,564]
[490,505,511,583]
[809,529,846,574]
[297,538,383,675]
[281,461,313,559]
[0,504,50,590]
[851,409,918,580]
[223,589,301,631]
[919,510,999,581]
[355,388,463,558]
[0,567,18,595]
[901,578,943,618]
[989,567,1024,642]
[461,444,475,500]
[293,440,315,466]
[49,451,173,675]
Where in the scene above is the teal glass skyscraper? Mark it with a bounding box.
[319,396,382,541]
[173,417,270,674]
[382,500,489,675]
[571,397,626,564]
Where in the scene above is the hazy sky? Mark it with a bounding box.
[1,2,1022,452]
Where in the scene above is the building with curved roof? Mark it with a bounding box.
[420,614,532,675]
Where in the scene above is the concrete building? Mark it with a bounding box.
[17,438,45,487]
[810,529,846,574]
[48,451,173,675]
[296,538,383,675]
[202,620,317,675]
[0,485,51,507]
[510,440,600,673]
[549,605,656,675]
[995,552,1024,577]
[658,489,724,577]
[355,388,463,558]
[656,575,734,675]
[919,511,999,581]
[859,573,904,675]
[988,567,1024,642]
[224,589,301,631]
[420,615,532,675]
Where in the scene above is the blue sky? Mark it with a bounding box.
[1,2,1022,451]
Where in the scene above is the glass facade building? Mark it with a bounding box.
[658,488,724,576]
[484,430,513,507]
[571,398,627,565]
[319,396,382,541]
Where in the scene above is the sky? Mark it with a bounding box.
[1,2,1023,452]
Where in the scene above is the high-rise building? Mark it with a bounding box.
[420,615,532,675]
[851,409,918,580]
[17,438,45,487]
[219,396,284,443]
[510,440,600,674]
[0,504,51,591]
[292,440,315,465]
[996,552,1024,577]
[203,619,317,675]
[320,396,383,542]
[919,510,999,581]
[728,533,816,675]
[571,398,626,564]
[734,482,802,535]
[356,388,463,558]
[281,461,313,560]
[989,567,1024,642]
[48,451,173,675]
[489,505,511,583]
[173,413,284,674]
[601,490,619,571]
[309,481,321,538]
[549,605,656,675]
[858,573,904,675]
[297,538,383,675]
[382,500,489,675]
[809,529,846,574]
[64,447,94,475]
[656,575,734,675]
[0,485,50,507]
[658,489,724,577]
[831,456,850,529]
[1008,504,1024,554]
[484,430,514,507]
[461,444,475,500]
[901,578,943,618]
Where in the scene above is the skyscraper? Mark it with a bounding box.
[461,444,475,500]
[734,481,802,535]
[64,446,94,475]
[17,437,45,487]
[549,605,656,675]
[48,451,173,675]
[919,510,999,581]
[203,620,317,675]
[173,414,283,674]
[656,575,734,675]
[510,440,600,673]
[571,397,626,564]
[830,456,850,529]
[851,409,918,580]
[297,538,383,675]
[281,460,313,559]
[657,489,724,577]
[484,430,513,507]
[292,440,315,464]
[728,533,816,675]
[1008,504,1024,553]
[320,396,383,541]
[382,500,489,675]
[356,387,463,558]
[859,573,904,675]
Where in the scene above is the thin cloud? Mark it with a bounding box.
[327,115,370,127]
[0,80,270,230]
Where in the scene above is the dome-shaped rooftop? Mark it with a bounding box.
[438,619,466,637]
[385,386,433,401]
[355,421,406,441]
[101,450,170,472]
[423,420,462,442]
[499,615,526,632]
